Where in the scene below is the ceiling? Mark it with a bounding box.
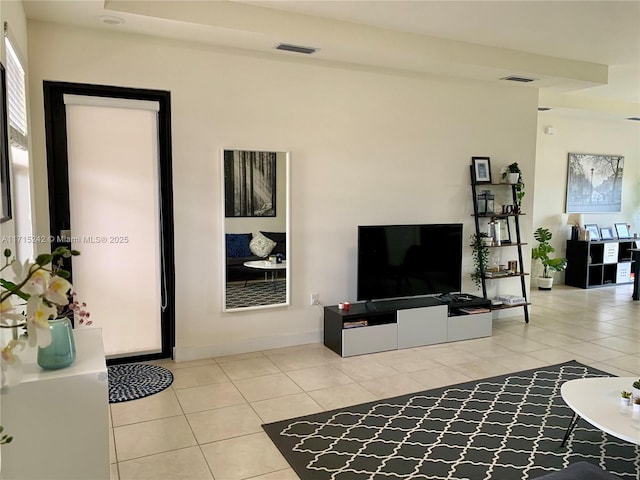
[22,0,640,118]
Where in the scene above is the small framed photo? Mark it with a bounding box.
[584,224,600,241]
[600,227,614,240]
[472,157,492,184]
[614,223,631,239]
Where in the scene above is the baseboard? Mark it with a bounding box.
[173,330,323,362]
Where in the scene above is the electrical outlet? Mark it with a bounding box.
[310,293,319,306]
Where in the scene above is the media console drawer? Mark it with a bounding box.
[448,312,492,341]
[342,323,397,357]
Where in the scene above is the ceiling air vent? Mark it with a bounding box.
[501,75,537,83]
[275,43,318,55]
[538,107,552,111]
[626,117,640,121]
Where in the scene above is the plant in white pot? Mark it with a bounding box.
[531,227,567,290]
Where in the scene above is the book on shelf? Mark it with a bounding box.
[494,294,526,305]
[484,270,513,278]
[459,307,491,314]
[343,319,368,328]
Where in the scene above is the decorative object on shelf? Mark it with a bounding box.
[0,246,88,386]
[500,163,525,206]
[37,316,76,370]
[633,379,640,400]
[531,227,568,290]
[566,153,624,214]
[614,223,631,239]
[470,233,490,289]
[566,213,584,241]
[600,227,614,240]
[476,190,495,214]
[584,224,600,241]
[471,156,492,183]
[621,390,632,406]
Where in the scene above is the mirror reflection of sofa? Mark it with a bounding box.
[225,232,287,282]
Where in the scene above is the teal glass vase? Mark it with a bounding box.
[37,317,77,370]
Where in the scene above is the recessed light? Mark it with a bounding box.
[99,15,125,26]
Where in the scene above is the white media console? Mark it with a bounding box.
[323,295,492,357]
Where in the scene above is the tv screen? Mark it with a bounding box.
[357,224,463,301]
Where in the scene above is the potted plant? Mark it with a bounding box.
[470,232,490,289]
[633,379,640,400]
[531,227,568,290]
[633,397,640,413]
[621,390,632,406]
[501,162,525,206]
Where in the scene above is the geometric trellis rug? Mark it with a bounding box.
[263,361,640,480]
[225,279,286,309]
[107,363,173,404]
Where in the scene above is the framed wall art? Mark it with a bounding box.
[472,157,492,184]
[566,153,624,213]
[584,224,600,241]
[224,149,276,217]
[600,227,614,241]
[614,223,631,239]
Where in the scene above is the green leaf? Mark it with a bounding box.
[35,254,53,266]
[55,269,71,279]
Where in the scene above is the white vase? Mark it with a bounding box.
[537,276,554,290]
[507,172,520,184]
[621,396,631,407]
[633,402,640,413]
[632,386,640,400]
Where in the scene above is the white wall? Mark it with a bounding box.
[27,21,540,360]
[533,112,640,283]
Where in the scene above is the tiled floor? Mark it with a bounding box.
[109,285,640,479]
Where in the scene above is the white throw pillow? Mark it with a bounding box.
[249,232,276,258]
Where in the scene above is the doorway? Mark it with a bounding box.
[43,82,175,364]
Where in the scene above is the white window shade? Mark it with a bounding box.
[5,35,27,149]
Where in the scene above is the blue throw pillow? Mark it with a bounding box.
[225,233,252,258]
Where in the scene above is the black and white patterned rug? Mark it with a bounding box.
[225,280,286,309]
[108,363,174,403]
[263,361,639,479]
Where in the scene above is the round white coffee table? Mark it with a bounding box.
[561,377,640,446]
[243,260,287,291]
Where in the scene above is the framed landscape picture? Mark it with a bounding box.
[566,153,624,213]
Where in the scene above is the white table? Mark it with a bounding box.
[560,377,640,446]
[0,328,110,479]
[243,260,287,291]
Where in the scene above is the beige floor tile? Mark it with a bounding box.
[370,349,443,372]
[492,353,549,372]
[201,432,288,480]
[359,373,426,399]
[175,382,246,414]
[286,365,353,391]
[599,355,640,376]
[118,446,213,480]
[233,373,303,402]
[448,359,518,381]
[307,383,378,410]
[114,416,197,461]
[171,364,230,389]
[111,389,183,427]
[251,392,323,423]
[525,348,592,366]
[214,351,266,363]
[250,468,300,480]
[590,336,640,354]
[110,428,116,463]
[409,366,472,390]
[266,348,335,371]
[560,342,628,362]
[110,463,119,480]
[333,358,401,382]
[187,404,263,444]
[219,356,281,380]
[162,357,218,370]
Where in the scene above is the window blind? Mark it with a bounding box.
[4,30,27,149]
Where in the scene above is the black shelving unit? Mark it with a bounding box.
[470,166,529,323]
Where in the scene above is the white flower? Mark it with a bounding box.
[26,296,54,348]
[45,276,72,306]
[1,338,25,387]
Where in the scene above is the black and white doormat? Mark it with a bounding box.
[108,363,174,404]
[263,361,639,480]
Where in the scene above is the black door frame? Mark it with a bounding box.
[43,81,175,364]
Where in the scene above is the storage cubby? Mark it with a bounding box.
[566,239,635,289]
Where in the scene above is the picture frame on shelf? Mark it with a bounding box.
[472,157,492,184]
[614,223,631,239]
[600,227,614,240]
[584,224,600,241]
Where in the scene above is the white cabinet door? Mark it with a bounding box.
[448,312,492,342]
[342,323,398,357]
[397,305,447,349]
[603,242,619,264]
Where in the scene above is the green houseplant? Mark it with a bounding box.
[531,227,567,290]
[470,232,490,289]
[501,163,525,206]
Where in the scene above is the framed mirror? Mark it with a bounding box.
[222,149,290,311]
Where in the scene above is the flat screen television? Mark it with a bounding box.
[357,223,463,302]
